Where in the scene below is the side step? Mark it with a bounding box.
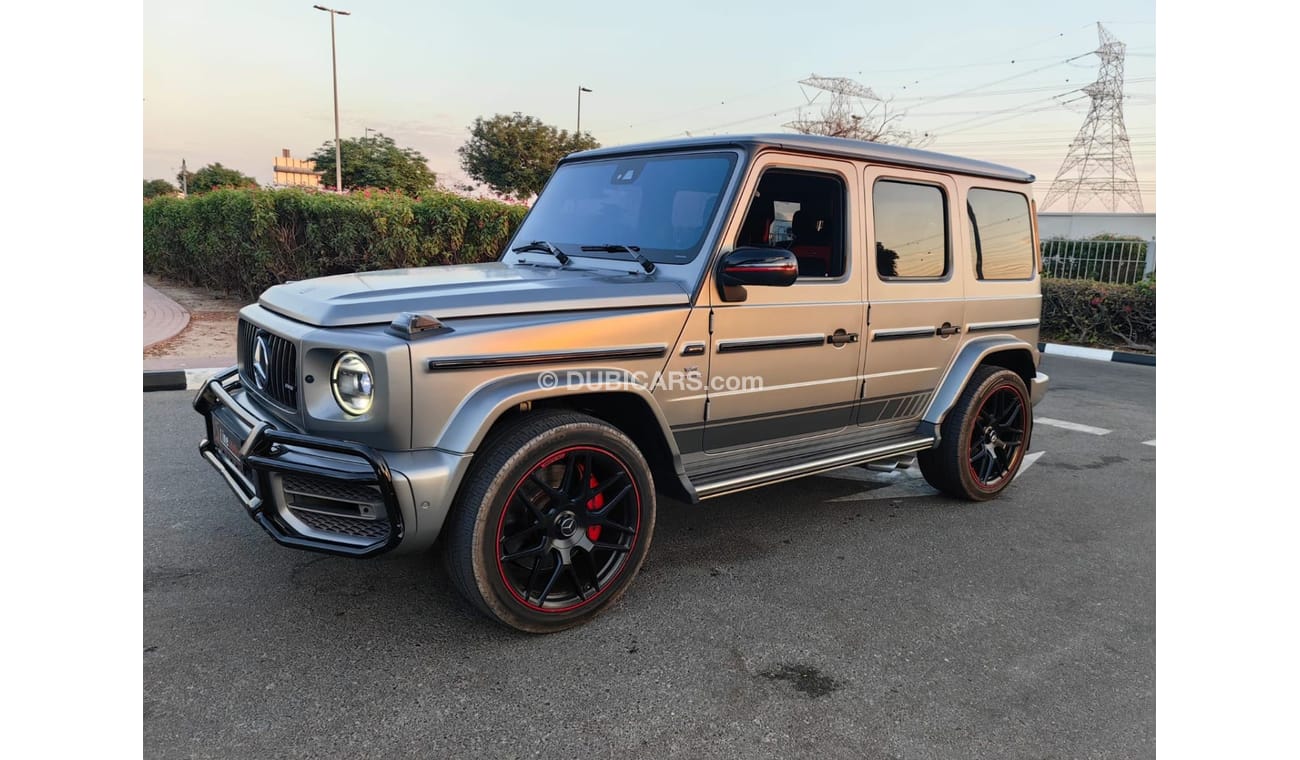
[692,435,934,500]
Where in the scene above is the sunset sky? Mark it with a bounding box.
[144,0,1154,210]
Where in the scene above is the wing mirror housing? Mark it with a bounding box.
[716,248,799,302]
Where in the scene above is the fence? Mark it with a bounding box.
[1039,237,1152,283]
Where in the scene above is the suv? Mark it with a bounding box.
[195,134,1049,633]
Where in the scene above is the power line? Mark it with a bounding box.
[624,30,1151,137]
[664,37,1154,152]
[928,93,1082,134]
[900,53,1094,114]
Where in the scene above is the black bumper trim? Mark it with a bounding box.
[194,367,404,558]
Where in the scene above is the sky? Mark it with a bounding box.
[143,0,1155,211]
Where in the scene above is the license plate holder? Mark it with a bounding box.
[211,415,247,469]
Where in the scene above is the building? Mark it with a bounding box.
[272,149,323,189]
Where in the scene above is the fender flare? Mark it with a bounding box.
[922,336,1037,428]
[435,367,683,454]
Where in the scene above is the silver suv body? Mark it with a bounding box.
[195,134,1048,632]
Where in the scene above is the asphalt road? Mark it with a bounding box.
[144,354,1155,759]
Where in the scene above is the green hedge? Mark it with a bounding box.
[1041,278,1156,351]
[143,188,528,301]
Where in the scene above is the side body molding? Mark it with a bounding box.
[922,336,1038,427]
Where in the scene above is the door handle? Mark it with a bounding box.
[827,329,860,347]
[936,323,960,336]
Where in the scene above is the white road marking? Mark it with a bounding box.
[820,451,1045,501]
[1015,450,1045,479]
[824,464,934,502]
[1036,417,1112,436]
[1143,439,1156,447]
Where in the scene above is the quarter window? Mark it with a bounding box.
[873,180,949,279]
[967,188,1034,280]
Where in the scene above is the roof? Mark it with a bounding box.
[564,133,1035,184]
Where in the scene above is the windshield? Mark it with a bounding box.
[510,152,738,265]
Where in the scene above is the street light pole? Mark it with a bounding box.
[577,86,592,137]
[314,5,351,193]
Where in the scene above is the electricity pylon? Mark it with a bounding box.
[1041,23,1144,212]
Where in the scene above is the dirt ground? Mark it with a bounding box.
[144,275,245,361]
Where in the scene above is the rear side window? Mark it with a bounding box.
[873,180,948,279]
[967,188,1034,280]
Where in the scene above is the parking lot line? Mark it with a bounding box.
[1015,450,1045,479]
[822,450,1045,501]
[1036,417,1112,436]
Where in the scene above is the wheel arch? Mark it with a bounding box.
[436,371,696,503]
[923,337,1038,429]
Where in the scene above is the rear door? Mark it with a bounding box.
[858,167,965,428]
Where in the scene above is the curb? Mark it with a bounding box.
[143,367,228,392]
[1038,342,1155,366]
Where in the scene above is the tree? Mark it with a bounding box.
[178,163,258,194]
[458,113,600,200]
[143,178,177,199]
[788,98,932,148]
[309,133,437,194]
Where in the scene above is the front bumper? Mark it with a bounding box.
[1030,371,1050,407]
[194,367,468,557]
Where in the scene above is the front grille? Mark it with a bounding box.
[237,319,299,409]
[278,473,391,545]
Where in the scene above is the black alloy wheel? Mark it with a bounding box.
[495,446,641,613]
[917,365,1033,501]
[444,410,656,633]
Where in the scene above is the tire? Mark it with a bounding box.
[443,410,656,633]
[917,365,1033,501]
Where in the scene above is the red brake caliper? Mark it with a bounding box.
[586,473,603,541]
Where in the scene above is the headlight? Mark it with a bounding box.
[330,352,374,415]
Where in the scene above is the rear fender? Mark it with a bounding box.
[922,337,1038,428]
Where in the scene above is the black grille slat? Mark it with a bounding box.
[289,509,391,541]
[274,334,288,404]
[279,334,298,408]
[282,474,382,505]
[237,319,255,371]
[236,318,298,410]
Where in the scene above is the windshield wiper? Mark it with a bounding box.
[512,240,571,266]
[579,244,656,274]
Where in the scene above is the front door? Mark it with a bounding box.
[703,154,864,453]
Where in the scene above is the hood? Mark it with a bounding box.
[258,262,692,327]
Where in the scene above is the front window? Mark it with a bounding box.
[510,152,738,265]
[734,169,848,279]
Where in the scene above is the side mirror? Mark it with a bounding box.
[717,247,799,302]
